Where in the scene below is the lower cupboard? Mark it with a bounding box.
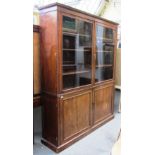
[42,83,114,152]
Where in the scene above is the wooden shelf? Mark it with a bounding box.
[63,70,90,76]
[79,34,91,37]
[97,42,114,46]
[63,64,91,68]
[63,49,75,51]
[63,31,77,36]
[104,51,113,53]
[63,61,75,64]
[63,31,91,37]
[63,64,76,67]
[103,42,115,46]
[63,28,77,33]
[96,50,113,53]
[97,37,113,41]
[96,64,112,68]
[63,48,91,52]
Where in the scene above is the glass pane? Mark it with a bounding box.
[62,16,92,90]
[105,28,113,40]
[95,25,114,82]
[63,16,76,31]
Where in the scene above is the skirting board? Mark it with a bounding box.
[41,114,114,153]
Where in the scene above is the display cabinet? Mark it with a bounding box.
[39,3,118,152]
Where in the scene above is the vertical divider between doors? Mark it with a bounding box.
[112,28,118,114]
[91,20,96,126]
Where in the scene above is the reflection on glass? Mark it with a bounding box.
[62,16,92,89]
[95,25,114,82]
[78,20,91,35]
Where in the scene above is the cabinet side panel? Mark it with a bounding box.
[40,9,58,94]
[33,31,41,95]
[42,95,58,146]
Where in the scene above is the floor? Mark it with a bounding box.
[33,90,121,155]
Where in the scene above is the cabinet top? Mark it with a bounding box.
[39,2,119,25]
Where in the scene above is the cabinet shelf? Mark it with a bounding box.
[63,31,91,37]
[103,43,115,46]
[63,28,77,33]
[96,50,113,53]
[97,37,113,42]
[79,34,91,37]
[63,64,76,67]
[97,42,114,46]
[63,70,90,76]
[63,61,75,64]
[63,48,91,52]
[96,64,112,68]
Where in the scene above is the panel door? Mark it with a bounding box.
[94,84,113,124]
[61,90,92,142]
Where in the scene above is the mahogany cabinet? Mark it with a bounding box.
[39,3,118,152]
[33,25,41,107]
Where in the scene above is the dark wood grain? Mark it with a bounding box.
[61,90,92,143]
[94,83,113,124]
[40,8,58,94]
[42,94,58,146]
[42,114,114,153]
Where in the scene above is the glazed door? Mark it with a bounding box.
[61,15,93,90]
[60,90,92,142]
[95,23,115,83]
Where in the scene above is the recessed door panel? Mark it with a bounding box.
[94,84,113,123]
[62,91,92,141]
[63,98,78,139]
